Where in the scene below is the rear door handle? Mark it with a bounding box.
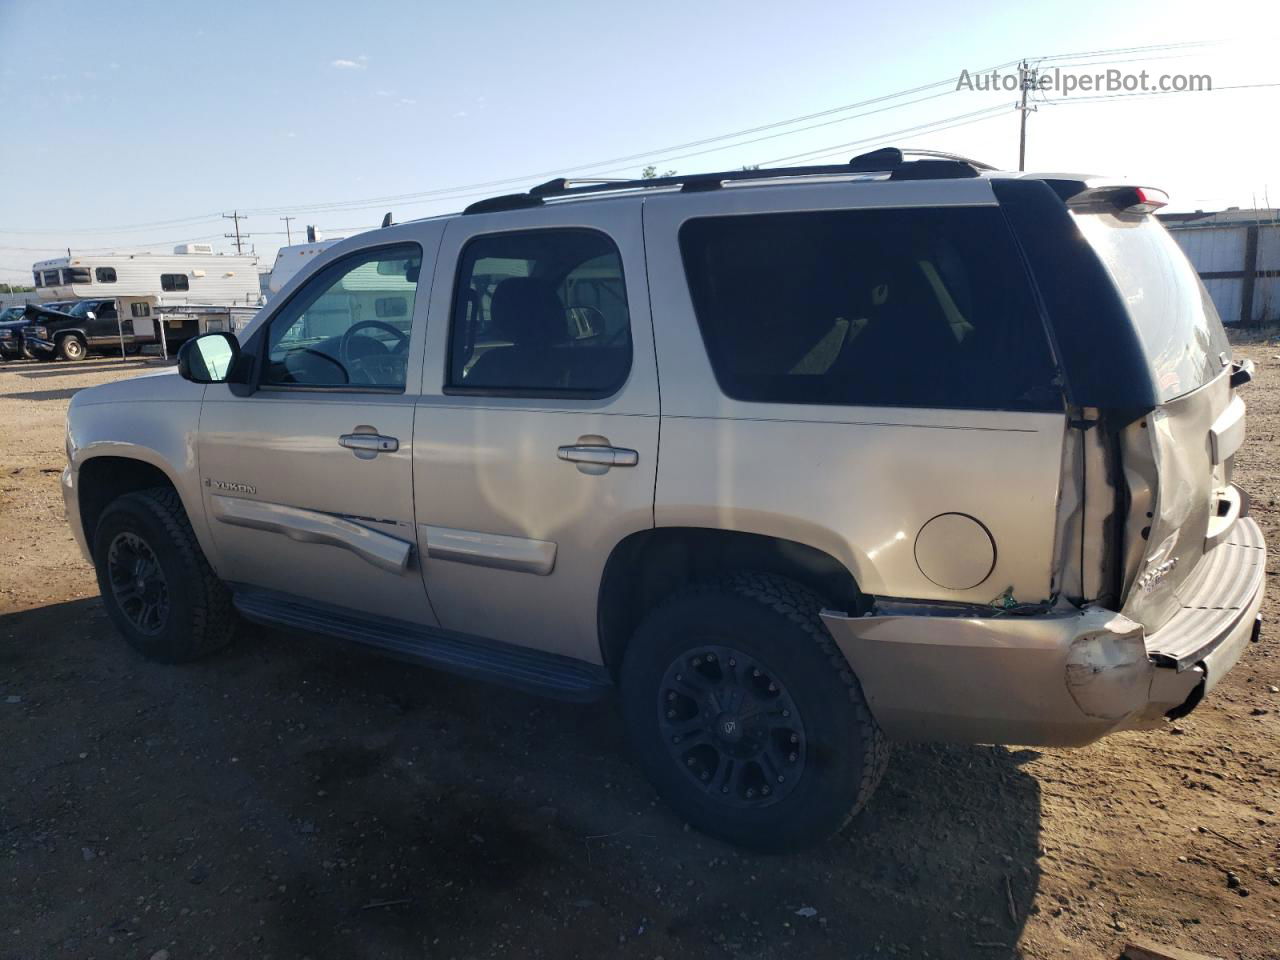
[557,443,639,473]
[339,432,399,459]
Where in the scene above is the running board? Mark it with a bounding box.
[232,588,612,703]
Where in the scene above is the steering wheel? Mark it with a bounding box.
[340,320,410,385]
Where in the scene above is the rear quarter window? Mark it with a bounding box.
[1072,212,1229,402]
[678,207,1062,411]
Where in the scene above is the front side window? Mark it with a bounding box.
[679,207,1061,411]
[448,229,632,395]
[95,267,117,283]
[161,273,190,292]
[64,267,91,284]
[264,243,421,389]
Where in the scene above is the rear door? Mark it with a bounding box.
[411,201,658,661]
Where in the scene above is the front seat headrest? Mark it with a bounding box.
[488,277,565,347]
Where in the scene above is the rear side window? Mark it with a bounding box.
[1072,213,1229,402]
[448,229,632,396]
[95,267,117,283]
[679,208,1061,411]
[161,273,189,292]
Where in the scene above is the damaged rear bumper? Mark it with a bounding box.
[820,518,1266,747]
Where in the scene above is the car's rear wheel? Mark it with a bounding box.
[57,334,87,361]
[620,574,889,851]
[92,487,237,663]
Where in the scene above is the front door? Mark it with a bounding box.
[87,298,122,347]
[198,231,441,622]
[412,204,659,662]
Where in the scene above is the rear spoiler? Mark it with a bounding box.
[1035,179,1169,215]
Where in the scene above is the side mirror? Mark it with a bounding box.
[178,332,242,384]
[86,311,96,321]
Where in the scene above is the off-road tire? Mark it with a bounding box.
[620,573,889,851]
[92,487,237,663]
[56,334,87,361]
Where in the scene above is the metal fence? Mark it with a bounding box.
[1165,215,1280,327]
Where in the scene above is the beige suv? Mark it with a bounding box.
[63,149,1266,850]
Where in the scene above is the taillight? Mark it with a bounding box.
[1125,187,1169,214]
[1065,184,1170,215]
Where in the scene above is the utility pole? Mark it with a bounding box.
[222,211,249,254]
[279,215,295,245]
[1017,60,1038,172]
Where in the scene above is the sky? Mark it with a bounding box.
[1,0,1279,285]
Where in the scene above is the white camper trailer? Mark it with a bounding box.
[31,246,263,344]
[266,239,339,298]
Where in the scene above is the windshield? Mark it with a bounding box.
[0,307,24,322]
[1073,212,1229,402]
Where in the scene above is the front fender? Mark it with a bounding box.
[67,375,218,572]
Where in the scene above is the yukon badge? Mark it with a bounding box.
[205,478,257,495]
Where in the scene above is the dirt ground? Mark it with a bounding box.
[2,348,1278,960]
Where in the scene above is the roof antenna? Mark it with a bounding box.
[381,212,393,228]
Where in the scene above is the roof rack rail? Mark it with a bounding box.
[462,147,995,214]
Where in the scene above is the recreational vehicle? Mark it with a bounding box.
[31,246,264,347]
[266,239,339,297]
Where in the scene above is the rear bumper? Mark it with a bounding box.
[821,518,1266,747]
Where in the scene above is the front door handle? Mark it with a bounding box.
[557,439,639,474]
[339,432,399,460]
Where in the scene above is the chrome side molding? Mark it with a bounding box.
[210,495,412,573]
[419,524,557,576]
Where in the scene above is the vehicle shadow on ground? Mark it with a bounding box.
[3,359,160,380]
[1,387,83,402]
[2,599,1042,959]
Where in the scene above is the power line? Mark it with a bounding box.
[242,41,1207,218]
[757,104,1013,166]
[1037,80,1280,106]
[1031,40,1213,63]
[0,212,224,236]
[0,39,1233,243]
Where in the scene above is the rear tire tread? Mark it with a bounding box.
[718,573,890,827]
[624,572,890,848]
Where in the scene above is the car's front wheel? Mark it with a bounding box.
[92,487,237,663]
[620,574,889,851]
[57,334,87,361]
